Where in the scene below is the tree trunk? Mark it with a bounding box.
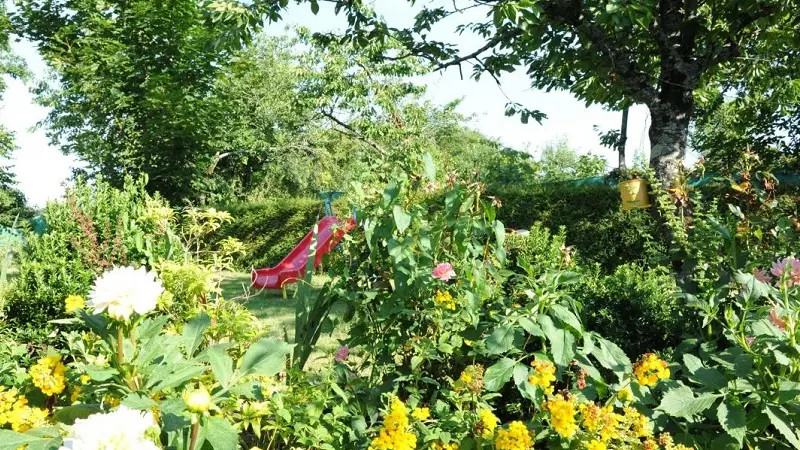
[648,93,693,186]
[618,107,629,170]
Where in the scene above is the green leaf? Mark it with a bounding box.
[205,416,238,450]
[422,152,436,182]
[548,328,575,367]
[122,392,158,410]
[657,386,720,418]
[717,400,746,445]
[0,430,60,450]
[84,365,118,382]
[206,345,234,387]
[484,357,516,391]
[181,313,211,357]
[683,353,703,373]
[310,0,320,14]
[734,270,771,300]
[485,324,516,355]
[240,338,291,377]
[53,404,102,425]
[392,205,411,233]
[518,317,544,337]
[764,404,800,448]
[549,304,582,334]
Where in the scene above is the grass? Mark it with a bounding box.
[219,271,348,367]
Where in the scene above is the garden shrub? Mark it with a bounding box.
[156,260,216,321]
[1,177,175,327]
[505,222,569,277]
[492,184,667,272]
[214,198,326,269]
[573,263,687,357]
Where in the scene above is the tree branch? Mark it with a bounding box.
[709,4,779,66]
[542,0,658,105]
[320,110,389,157]
[432,28,521,72]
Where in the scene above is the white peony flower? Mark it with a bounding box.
[87,266,164,321]
[59,406,159,450]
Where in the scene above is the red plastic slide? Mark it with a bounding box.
[251,216,354,289]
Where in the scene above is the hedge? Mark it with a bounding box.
[215,198,327,270]
[491,184,667,272]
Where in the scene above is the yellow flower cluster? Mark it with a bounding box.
[29,355,67,396]
[579,402,622,441]
[0,387,48,432]
[528,360,556,394]
[656,432,694,450]
[457,364,485,393]
[494,420,533,450]
[65,295,86,313]
[431,442,458,450]
[434,290,456,310]
[410,407,429,421]
[622,407,652,438]
[477,408,499,438]
[586,440,607,450]
[368,397,417,450]
[633,354,670,387]
[545,395,578,438]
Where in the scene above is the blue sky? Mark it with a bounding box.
[1,0,658,207]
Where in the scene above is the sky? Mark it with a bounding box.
[1,0,657,207]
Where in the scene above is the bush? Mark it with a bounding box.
[505,223,569,277]
[1,177,174,326]
[214,198,325,269]
[493,184,667,272]
[574,263,687,357]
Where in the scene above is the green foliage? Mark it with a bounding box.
[156,261,215,322]
[494,184,666,272]
[505,223,569,278]
[14,0,233,203]
[574,264,687,357]
[538,139,607,181]
[214,198,323,270]
[2,177,173,326]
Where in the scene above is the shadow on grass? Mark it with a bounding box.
[218,272,348,367]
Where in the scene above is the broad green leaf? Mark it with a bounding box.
[717,400,746,445]
[240,338,291,377]
[422,152,436,181]
[122,392,158,410]
[181,313,211,357]
[84,365,118,382]
[734,270,771,300]
[485,324,516,355]
[518,317,544,337]
[484,358,516,391]
[0,430,60,450]
[549,304,582,334]
[764,404,800,448]
[205,416,238,450]
[392,205,411,233]
[657,386,720,418]
[548,328,575,367]
[683,353,703,373]
[53,404,102,425]
[149,363,205,390]
[206,345,234,387]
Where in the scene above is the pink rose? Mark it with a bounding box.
[432,263,456,282]
[334,345,349,362]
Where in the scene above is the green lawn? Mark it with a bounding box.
[219,272,347,367]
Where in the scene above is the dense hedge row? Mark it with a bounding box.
[491,184,667,271]
[216,198,326,270]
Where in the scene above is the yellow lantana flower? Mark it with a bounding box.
[65,295,86,313]
[29,355,67,396]
[494,421,533,450]
[434,290,456,310]
[368,397,417,450]
[528,359,556,394]
[586,440,607,450]
[477,408,499,437]
[633,354,670,387]
[545,395,578,438]
[616,386,634,403]
[410,407,429,421]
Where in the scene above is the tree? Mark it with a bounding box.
[262,0,800,186]
[0,4,29,225]
[538,139,606,181]
[14,0,240,203]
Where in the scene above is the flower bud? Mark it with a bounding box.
[183,385,211,413]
